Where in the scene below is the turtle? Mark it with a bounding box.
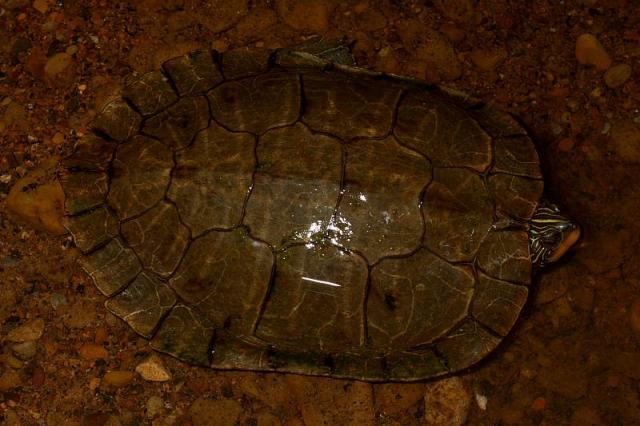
[56,41,580,382]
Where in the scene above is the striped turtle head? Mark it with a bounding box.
[529,201,581,267]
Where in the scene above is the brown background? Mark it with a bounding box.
[1,0,639,424]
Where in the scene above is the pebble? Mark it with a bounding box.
[604,64,632,88]
[146,395,165,418]
[78,343,109,360]
[575,34,611,70]
[6,160,66,235]
[103,371,135,388]
[33,0,48,13]
[5,355,24,369]
[7,318,45,342]
[424,377,471,426]
[474,392,488,410]
[12,341,37,359]
[531,396,547,411]
[44,52,72,78]
[470,47,507,71]
[135,355,171,382]
[189,397,243,426]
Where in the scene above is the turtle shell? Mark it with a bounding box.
[60,48,544,381]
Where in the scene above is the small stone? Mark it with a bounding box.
[51,132,65,145]
[78,343,109,360]
[189,397,243,426]
[424,377,471,426]
[31,365,45,386]
[7,318,45,342]
[4,355,24,369]
[146,395,165,418]
[557,137,576,152]
[33,0,48,13]
[12,341,37,359]
[470,47,507,71]
[44,52,72,77]
[604,64,632,88]
[474,392,488,410]
[0,370,21,391]
[103,370,135,388]
[135,355,171,382]
[7,159,66,235]
[575,34,611,70]
[531,396,547,411]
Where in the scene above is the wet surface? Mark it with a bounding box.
[1,0,639,424]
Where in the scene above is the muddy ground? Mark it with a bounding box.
[1,0,639,425]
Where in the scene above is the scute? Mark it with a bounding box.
[62,47,545,381]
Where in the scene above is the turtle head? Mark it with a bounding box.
[529,201,581,267]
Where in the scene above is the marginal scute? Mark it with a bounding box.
[492,136,542,178]
[472,273,529,336]
[60,134,116,172]
[423,168,493,262]
[163,50,223,96]
[268,350,332,376]
[489,174,544,220]
[333,354,386,381]
[220,47,272,79]
[386,350,448,381]
[169,229,273,335]
[208,72,300,134]
[395,91,492,171]
[302,71,402,140]
[121,202,190,277]
[255,245,368,352]
[337,136,430,262]
[90,98,141,142]
[60,171,108,215]
[244,123,341,246]
[468,104,527,138]
[210,332,269,370]
[477,230,531,284]
[150,304,214,366]
[123,70,178,116]
[143,96,210,149]
[168,122,255,235]
[368,249,474,349]
[64,206,118,253]
[105,273,176,338]
[79,238,142,296]
[435,319,501,371]
[108,136,173,220]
